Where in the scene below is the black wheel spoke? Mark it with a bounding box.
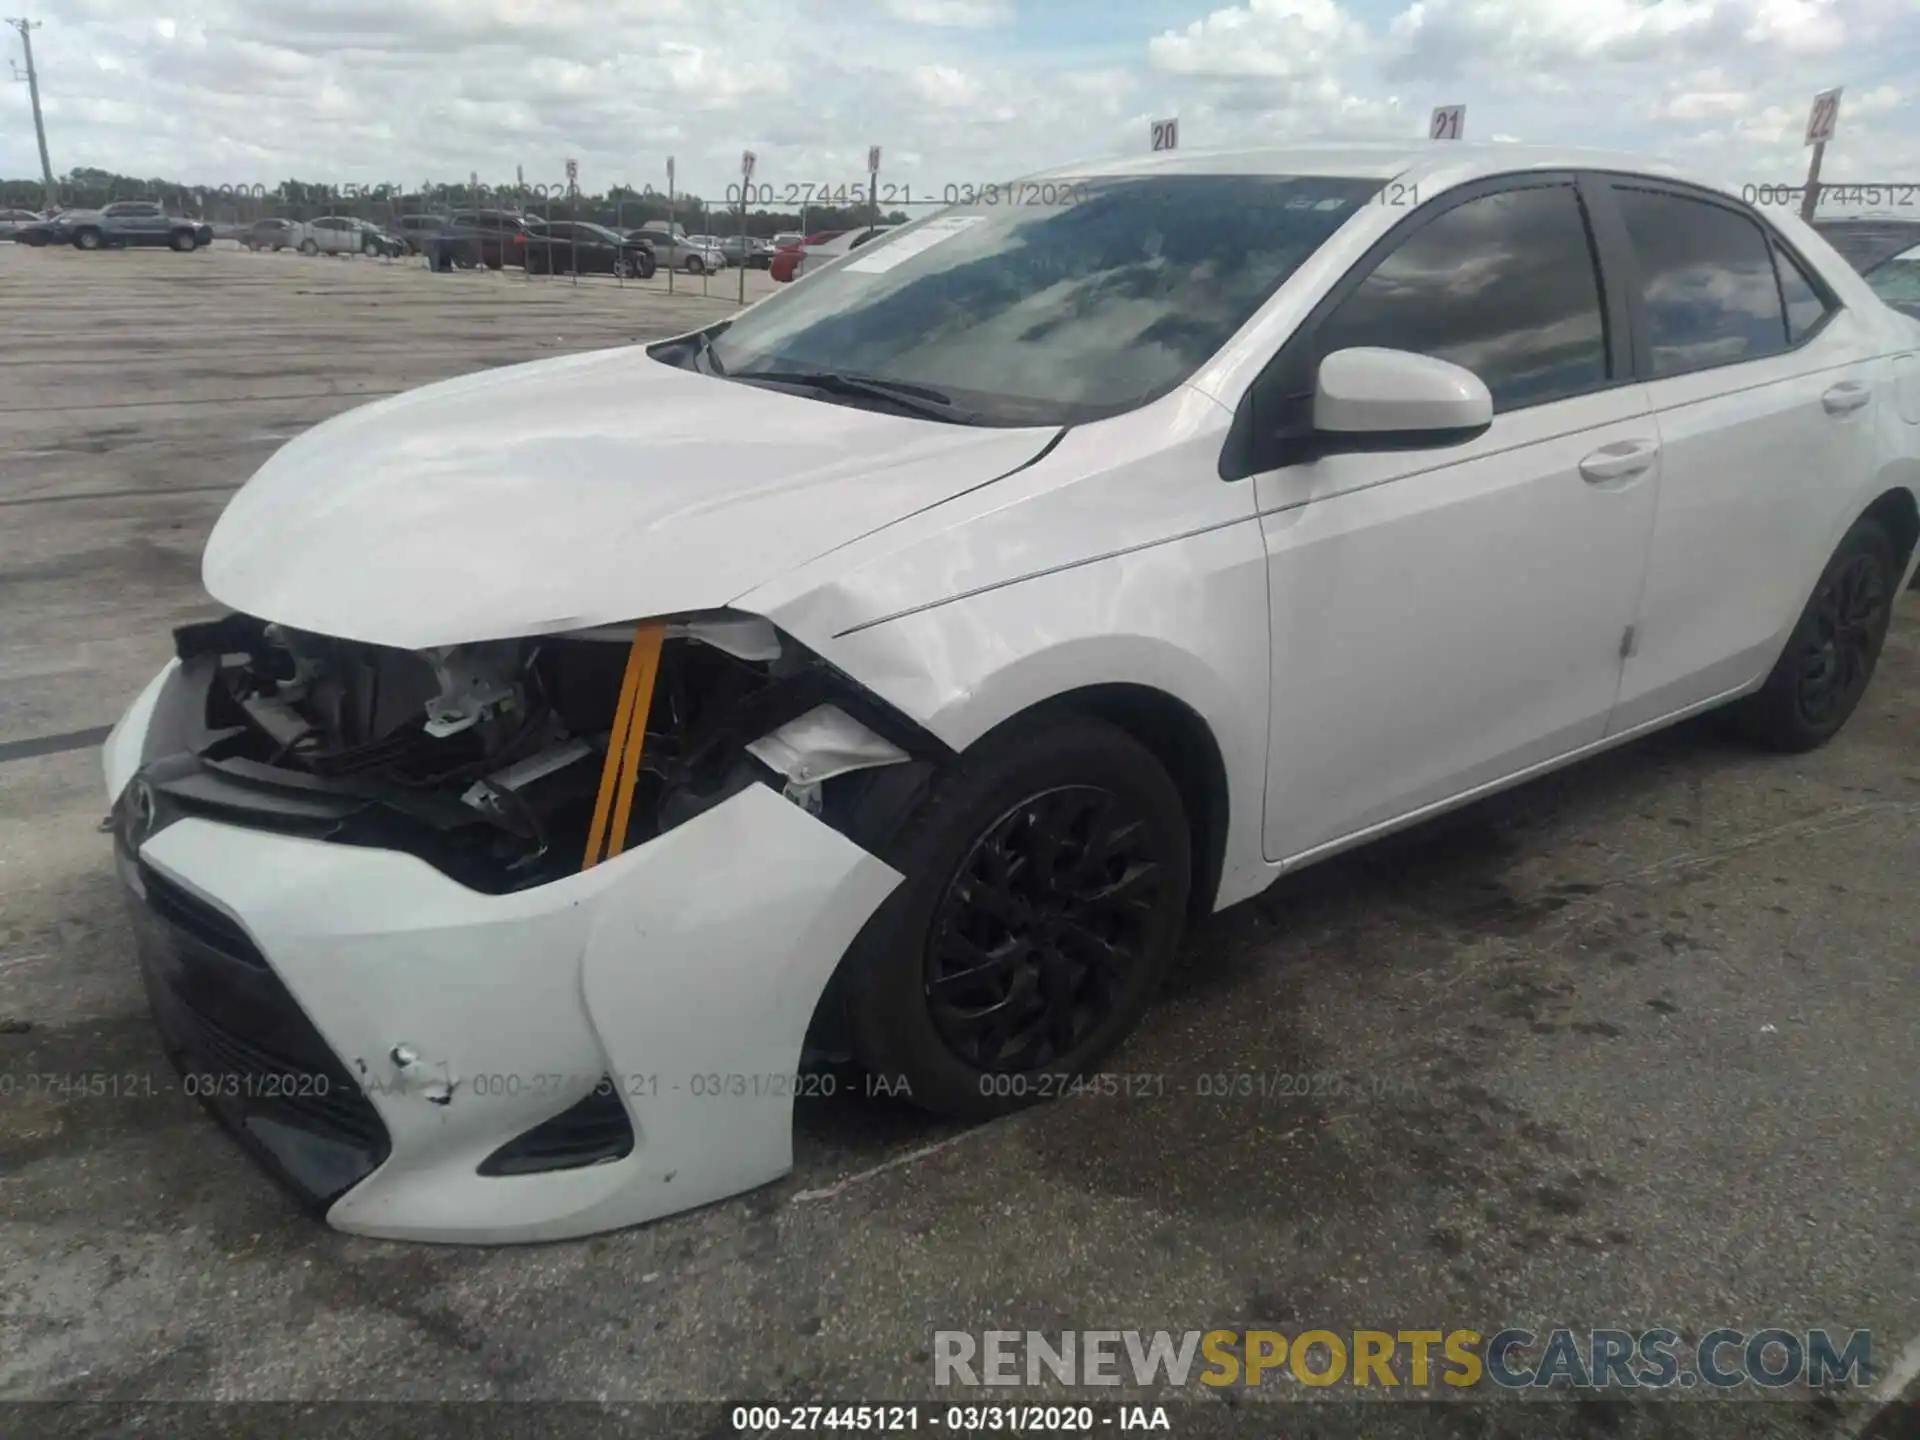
[929,932,1024,993]
[1054,919,1130,974]
[1073,859,1164,916]
[923,783,1170,1074]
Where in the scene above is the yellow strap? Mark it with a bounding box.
[604,624,664,863]
[581,622,663,870]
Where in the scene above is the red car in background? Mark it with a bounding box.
[769,229,845,283]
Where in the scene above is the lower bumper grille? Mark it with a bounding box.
[121,840,390,1211]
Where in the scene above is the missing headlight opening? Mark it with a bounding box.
[156,610,943,892]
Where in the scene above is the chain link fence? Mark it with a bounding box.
[4,167,920,306]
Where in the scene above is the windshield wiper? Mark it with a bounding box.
[728,369,979,424]
[689,327,729,376]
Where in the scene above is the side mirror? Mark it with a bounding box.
[1311,347,1493,450]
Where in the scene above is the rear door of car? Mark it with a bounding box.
[1594,178,1889,732]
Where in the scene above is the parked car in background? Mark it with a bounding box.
[0,208,43,239]
[9,213,66,246]
[65,201,211,252]
[779,225,896,282]
[771,231,802,248]
[627,227,725,275]
[768,229,842,283]
[393,214,447,255]
[1813,217,1920,321]
[717,234,775,269]
[523,222,657,279]
[296,216,404,257]
[445,209,544,269]
[243,218,302,252]
[797,225,896,278]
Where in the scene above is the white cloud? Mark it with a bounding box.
[881,0,1014,25]
[1149,0,1366,79]
[910,64,981,108]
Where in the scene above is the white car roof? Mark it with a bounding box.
[1026,142,1717,197]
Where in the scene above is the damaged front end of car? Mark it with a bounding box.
[123,608,946,894]
[106,608,947,1240]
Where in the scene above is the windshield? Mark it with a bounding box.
[702,173,1381,426]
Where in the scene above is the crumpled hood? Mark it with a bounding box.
[203,346,1054,649]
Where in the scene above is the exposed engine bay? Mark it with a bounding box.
[145,610,944,893]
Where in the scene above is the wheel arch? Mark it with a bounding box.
[1859,483,1919,586]
[985,683,1231,922]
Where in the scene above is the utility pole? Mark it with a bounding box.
[6,16,57,212]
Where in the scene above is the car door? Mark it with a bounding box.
[1242,175,1662,863]
[1599,181,1890,731]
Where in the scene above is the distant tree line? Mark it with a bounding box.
[1,167,907,237]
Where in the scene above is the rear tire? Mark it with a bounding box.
[73,227,102,251]
[299,238,319,256]
[1726,515,1898,752]
[840,715,1191,1121]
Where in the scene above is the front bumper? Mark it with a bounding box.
[107,664,902,1244]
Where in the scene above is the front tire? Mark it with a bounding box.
[684,255,705,276]
[73,227,102,251]
[841,715,1191,1120]
[1728,515,1898,752]
[299,238,319,256]
[169,229,197,252]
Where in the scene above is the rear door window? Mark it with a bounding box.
[1613,187,1790,376]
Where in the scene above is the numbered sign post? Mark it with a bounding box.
[565,158,580,285]
[869,144,882,229]
[1430,105,1465,140]
[666,156,676,295]
[1150,117,1178,152]
[1801,87,1842,223]
[738,150,756,305]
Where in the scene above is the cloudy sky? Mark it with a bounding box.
[4,0,1917,202]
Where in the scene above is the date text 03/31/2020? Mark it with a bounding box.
[728,1404,1171,1433]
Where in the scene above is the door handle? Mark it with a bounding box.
[1822,381,1872,415]
[1579,439,1660,484]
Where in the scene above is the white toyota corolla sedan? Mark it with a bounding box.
[104,144,1920,1242]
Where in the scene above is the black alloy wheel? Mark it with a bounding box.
[841,714,1191,1120]
[1796,549,1889,729]
[926,785,1174,1072]
[1729,514,1899,751]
